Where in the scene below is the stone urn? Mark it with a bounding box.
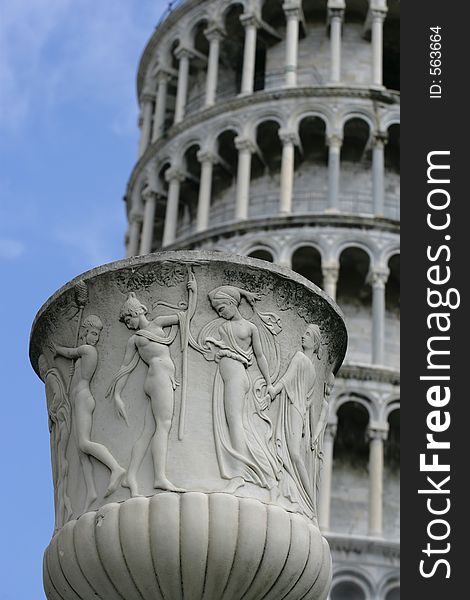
[30,251,347,600]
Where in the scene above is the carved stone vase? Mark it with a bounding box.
[30,251,347,600]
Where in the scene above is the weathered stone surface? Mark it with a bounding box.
[31,250,347,600]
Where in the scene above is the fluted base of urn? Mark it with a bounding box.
[44,492,331,600]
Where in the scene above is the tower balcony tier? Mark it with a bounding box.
[159,217,399,372]
[126,88,399,255]
[136,0,399,143]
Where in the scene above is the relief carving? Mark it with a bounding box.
[114,261,192,293]
[267,325,323,517]
[107,270,197,496]
[189,285,282,494]
[51,315,126,511]
[312,371,335,495]
[38,354,72,530]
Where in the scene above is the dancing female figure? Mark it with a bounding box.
[194,285,280,493]
[267,324,323,517]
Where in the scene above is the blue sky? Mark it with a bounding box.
[0,1,167,597]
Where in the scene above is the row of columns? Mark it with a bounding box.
[318,422,389,538]
[328,4,388,86]
[138,4,389,155]
[129,189,391,369]
[130,128,389,252]
[320,262,390,366]
[233,129,388,220]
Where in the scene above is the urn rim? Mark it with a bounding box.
[30,250,347,376]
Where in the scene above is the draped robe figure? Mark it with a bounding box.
[39,355,73,530]
[190,285,282,493]
[274,350,316,516]
[269,324,324,518]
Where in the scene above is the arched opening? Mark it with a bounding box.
[386,253,400,312]
[186,20,210,114]
[385,409,399,471]
[334,401,370,465]
[250,120,282,218]
[331,580,367,600]
[261,0,286,30]
[344,0,369,24]
[154,162,171,250]
[248,248,274,262]
[341,0,370,87]
[342,118,370,163]
[296,116,327,211]
[384,123,400,219]
[255,120,282,173]
[163,40,180,130]
[383,2,400,91]
[384,407,400,540]
[331,400,370,535]
[341,118,371,213]
[220,4,245,95]
[385,124,400,173]
[299,116,327,163]
[177,145,201,238]
[211,129,238,225]
[193,20,210,56]
[302,0,327,22]
[260,0,287,89]
[337,247,371,304]
[168,39,180,71]
[292,246,322,287]
[385,253,399,366]
[337,247,371,364]
[385,586,400,600]
[293,1,328,86]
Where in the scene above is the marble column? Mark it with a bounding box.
[235,137,255,220]
[283,2,302,88]
[327,135,342,211]
[197,150,218,232]
[139,187,158,255]
[152,70,170,142]
[162,168,185,246]
[240,14,260,94]
[322,262,339,301]
[126,211,143,257]
[371,9,387,86]
[367,425,388,537]
[278,248,292,269]
[329,8,344,84]
[372,132,387,216]
[138,94,155,157]
[204,25,224,107]
[318,423,337,532]
[174,47,192,124]
[279,129,298,214]
[370,268,389,365]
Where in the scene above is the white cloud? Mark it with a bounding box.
[0,239,26,259]
[0,0,164,134]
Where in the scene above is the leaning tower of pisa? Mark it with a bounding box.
[125,1,400,598]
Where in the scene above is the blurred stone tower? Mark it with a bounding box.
[125,1,399,598]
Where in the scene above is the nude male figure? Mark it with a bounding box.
[107,274,196,496]
[51,315,125,510]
